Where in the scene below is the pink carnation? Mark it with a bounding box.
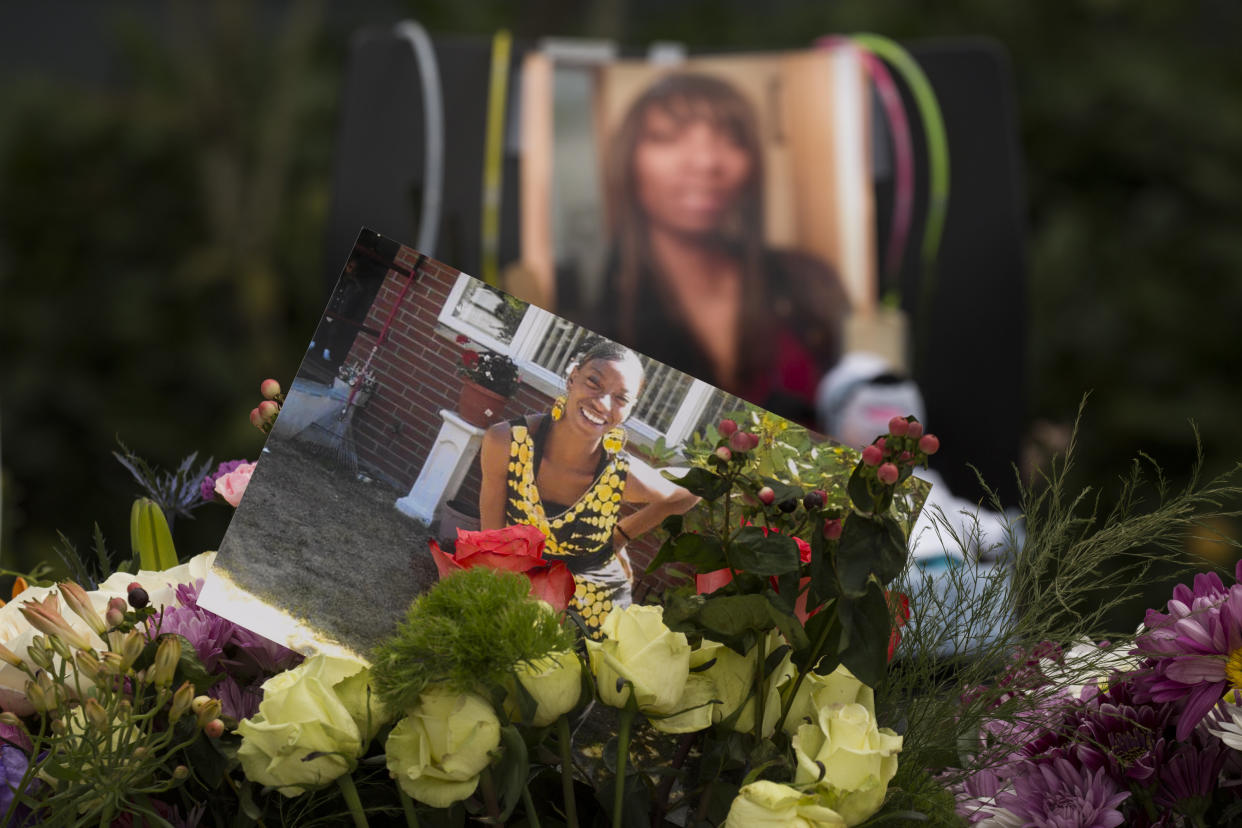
[214,462,257,507]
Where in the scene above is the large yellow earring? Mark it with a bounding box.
[551,394,566,422]
[603,427,626,455]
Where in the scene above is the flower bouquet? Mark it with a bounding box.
[4,376,1242,826]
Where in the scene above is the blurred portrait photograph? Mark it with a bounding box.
[519,46,879,425]
[198,229,861,659]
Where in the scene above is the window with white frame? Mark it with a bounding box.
[437,273,740,449]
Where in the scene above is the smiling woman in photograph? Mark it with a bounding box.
[478,339,698,636]
[595,72,851,425]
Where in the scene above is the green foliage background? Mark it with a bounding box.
[3,1,1240,620]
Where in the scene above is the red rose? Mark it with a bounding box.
[886,591,910,661]
[428,525,574,612]
[462,350,480,368]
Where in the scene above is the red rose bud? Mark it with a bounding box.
[728,430,752,453]
[257,400,280,423]
[906,420,924,440]
[877,462,899,485]
[888,416,910,437]
[249,407,265,429]
[861,445,883,466]
[455,334,470,344]
[918,434,940,455]
[718,418,738,436]
[757,486,775,505]
[823,518,843,540]
[715,446,733,462]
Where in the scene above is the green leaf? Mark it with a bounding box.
[699,594,774,654]
[660,532,729,571]
[728,525,801,576]
[837,581,891,687]
[838,515,908,594]
[764,590,809,652]
[797,605,841,675]
[662,467,731,500]
[807,524,839,609]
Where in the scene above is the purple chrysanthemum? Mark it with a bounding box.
[199,459,250,502]
[1067,680,1171,783]
[154,580,301,687]
[1132,560,1242,741]
[996,756,1129,828]
[1151,738,1230,819]
[208,674,264,722]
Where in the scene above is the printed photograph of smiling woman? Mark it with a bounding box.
[478,337,700,638]
[519,48,877,427]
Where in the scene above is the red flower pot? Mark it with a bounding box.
[456,380,509,428]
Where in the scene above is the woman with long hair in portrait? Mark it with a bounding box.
[478,339,699,637]
[586,72,850,426]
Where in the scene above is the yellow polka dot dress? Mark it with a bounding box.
[505,417,631,637]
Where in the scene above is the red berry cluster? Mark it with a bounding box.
[859,415,940,488]
[250,379,283,434]
[711,419,761,464]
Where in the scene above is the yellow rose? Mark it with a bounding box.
[724,780,846,828]
[237,654,379,796]
[649,639,723,734]
[585,605,691,714]
[507,650,582,727]
[782,664,875,736]
[704,630,794,737]
[792,703,903,826]
[386,687,502,808]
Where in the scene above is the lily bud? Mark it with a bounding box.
[25,680,51,714]
[169,681,194,724]
[119,630,145,672]
[58,581,108,637]
[19,601,94,652]
[85,697,110,730]
[191,695,213,716]
[75,649,103,681]
[0,712,24,729]
[96,651,123,676]
[152,636,182,688]
[195,697,222,729]
[0,642,25,670]
[28,636,54,671]
[47,634,74,664]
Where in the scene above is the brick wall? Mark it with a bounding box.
[340,244,681,595]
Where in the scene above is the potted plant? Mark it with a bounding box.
[454,334,520,427]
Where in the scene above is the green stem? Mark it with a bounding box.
[337,773,370,828]
[613,702,637,828]
[521,787,542,828]
[774,612,837,736]
[557,716,580,828]
[480,766,502,824]
[752,632,767,742]
[396,782,420,827]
